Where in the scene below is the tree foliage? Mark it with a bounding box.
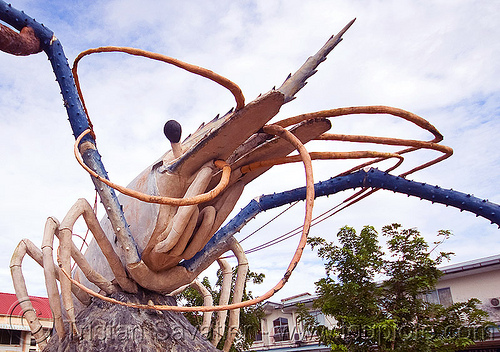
[178,268,265,352]
[300,224,492,352]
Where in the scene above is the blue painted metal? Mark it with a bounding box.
[183,168,500,273]
[0,1,140,263]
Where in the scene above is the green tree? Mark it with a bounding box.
[178,268,265,352]
[301,224,492,352]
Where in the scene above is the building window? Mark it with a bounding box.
[310,310,327,326]
[0,329,22,345]
[273,317,290,341]
[255,330,262,341]
[425,287,453,307]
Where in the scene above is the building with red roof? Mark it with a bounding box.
[0,292,53,352]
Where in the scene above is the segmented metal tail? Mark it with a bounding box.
[278,18,356,103]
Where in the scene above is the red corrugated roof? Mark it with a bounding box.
[0,292,52,319]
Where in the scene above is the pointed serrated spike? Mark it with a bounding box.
[278,18,355,102]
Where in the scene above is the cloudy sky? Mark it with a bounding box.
[1,0,499,303]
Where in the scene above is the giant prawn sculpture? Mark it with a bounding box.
[2,2,500,351]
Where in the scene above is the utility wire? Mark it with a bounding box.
[222,188,373,259]
[239,201,299,243]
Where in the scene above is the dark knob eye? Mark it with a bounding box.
[164,120,182,143]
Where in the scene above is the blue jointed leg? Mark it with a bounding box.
[0,0,140,263]
[184,168,500,274]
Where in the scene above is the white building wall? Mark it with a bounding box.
[260,309,295,347]
[437,267,500,305]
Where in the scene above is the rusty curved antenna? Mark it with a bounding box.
[232,104,453,255]
[1,1,355,311]
[75,129,234,206]
[273,105,453,176]
[60,123,317,313]
[241,150,404,174]
[67,19,453,312]
[71,45,246,127]
[67,20,358,208]
[65,167,500,313]
[0,1,464,318]
[185,168,500,271]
